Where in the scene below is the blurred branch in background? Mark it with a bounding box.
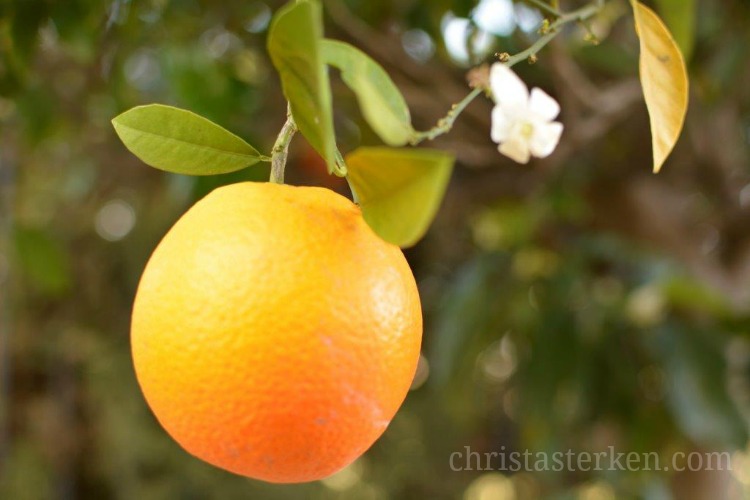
[0,146,14,470]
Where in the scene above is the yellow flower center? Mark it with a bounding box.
[520,122,534,139]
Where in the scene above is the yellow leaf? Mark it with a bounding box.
[631,0,689,173]
[346,147,454,248]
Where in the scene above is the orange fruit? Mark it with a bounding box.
[131,182,422,483]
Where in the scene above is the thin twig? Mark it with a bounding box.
[411,0,605,145]
[411,88,484,144]
[525,0,562,18]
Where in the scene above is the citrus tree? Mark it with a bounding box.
[110,0,690,485]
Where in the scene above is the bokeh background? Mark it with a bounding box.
[2,0,750,498]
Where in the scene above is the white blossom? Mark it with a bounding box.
[489,63,563,164]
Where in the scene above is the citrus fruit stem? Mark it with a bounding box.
[270,104,297,184]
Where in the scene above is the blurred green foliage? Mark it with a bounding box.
[2,0,750,499]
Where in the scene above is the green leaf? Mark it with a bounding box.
[430,255,504,386]
[662,276,731,318]
[346,147,454,248]
[658,326,749,448]
[653,0,696,61]
[112,104,265,175]
[630,0,689,173]
[267,0,337,173]
[321,39,414,146]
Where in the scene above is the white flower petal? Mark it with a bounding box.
[491,105,513,143]
[528,88,560,121]
[529,121,563,158]
[490,63,529,111]
[499,132,531,164]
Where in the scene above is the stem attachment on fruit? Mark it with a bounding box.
[270,104,297,184]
